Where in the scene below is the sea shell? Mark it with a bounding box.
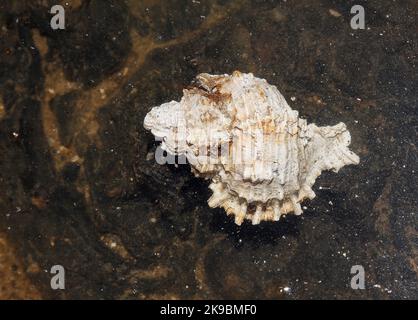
[144,71,360,225]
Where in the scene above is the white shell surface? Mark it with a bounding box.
[144,71,360,225]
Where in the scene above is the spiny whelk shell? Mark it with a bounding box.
[144,71,360,225]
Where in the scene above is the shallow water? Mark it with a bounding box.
[0,0,417,299]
